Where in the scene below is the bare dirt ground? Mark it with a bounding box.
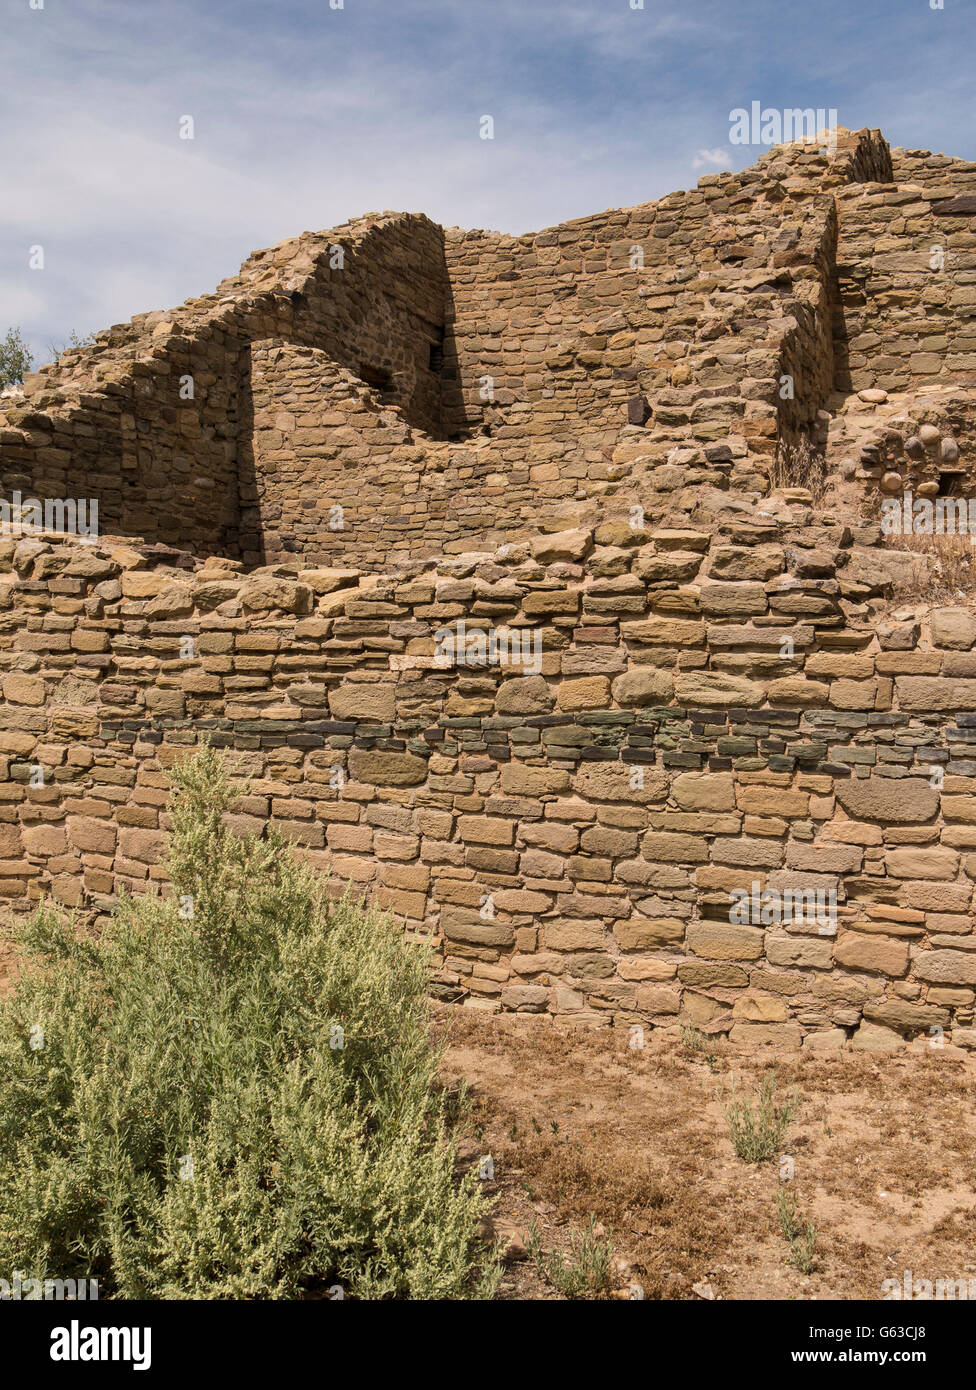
[435,1008,976,1301]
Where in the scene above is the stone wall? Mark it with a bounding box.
[0,213,450,562]
[244,339,496,567]
[834,170,976,394]
[4,125,976,1052]
[237,127,895,567]
[1,128,907,571]
[3,522,976,1051]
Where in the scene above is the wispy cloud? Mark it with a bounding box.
[692,147,731,170]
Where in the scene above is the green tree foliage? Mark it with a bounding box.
[0,327,32,388]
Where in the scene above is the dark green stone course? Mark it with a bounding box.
[85,707,966,783]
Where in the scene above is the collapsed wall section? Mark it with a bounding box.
[0,328,245,558]
[2,522,975,1052]
[0,214,452,564]
[0,129,896,571]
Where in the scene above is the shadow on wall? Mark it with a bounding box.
[233,228,477,567]
[831,253,857,398]
[236,364,261,565]
[284,223,473,442]
[0,332,245,563]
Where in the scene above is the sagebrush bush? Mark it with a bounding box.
[0,745,497,1299]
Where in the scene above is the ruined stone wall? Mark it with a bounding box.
[258,211,449,440]
[0,129,898,572]
[245,340,498,567]
[0,214,450,564]
[833,175,976,394]
[238,130,895,568]
[0,326,245,559]
[889,148,976,196]
[442,145,850,494]
[240,180,846,569]
[3,523,976,1051]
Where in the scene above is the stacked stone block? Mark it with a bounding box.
[0,129,915,570]
[1,521,975,1051]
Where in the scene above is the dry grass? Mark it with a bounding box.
[436,1009,976,1301]
[768,438,827,504]
[885,532,976,602]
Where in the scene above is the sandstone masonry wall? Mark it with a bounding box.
[1,129,901,570]
[3,522,976,1051]
[4,126,976,1053]
[0,215,450,563]
[834,175,976,394]
[238,128,893,567]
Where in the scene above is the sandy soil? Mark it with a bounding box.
[435,1009,976,1301]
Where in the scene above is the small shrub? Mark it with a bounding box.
[45,329,96,366]
[680,1023,717,1067]
[0,745,498,1300]
[725,1072,799,1163]
[886,532,976,601]
[776,1183,801,1242]
[776,1186,817,1275]
[528,1215,614,1299]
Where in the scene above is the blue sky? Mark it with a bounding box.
[2,0,974,366]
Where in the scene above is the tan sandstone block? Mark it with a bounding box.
[329,682,396,721]
[834,776,938,824]
[347,749,427,786]
[635,984,681,1014]
[672,772,735,812]
[614,916,685,950]
[556,676,611,711]
[729,1022,802,1048]
[732,994,789,1022]
[457,816,515,846]
[2,673,44,705]
[67,817,118,855]
[834,932,909,977]
[686,921,764,961]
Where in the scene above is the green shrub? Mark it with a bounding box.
[0,745,497,1299]
[528,1215,615,1299]
[724,1071,798,1163]
[0,326,32,388]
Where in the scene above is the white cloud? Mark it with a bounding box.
[0,0,973,365]
[691,147,731,170]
